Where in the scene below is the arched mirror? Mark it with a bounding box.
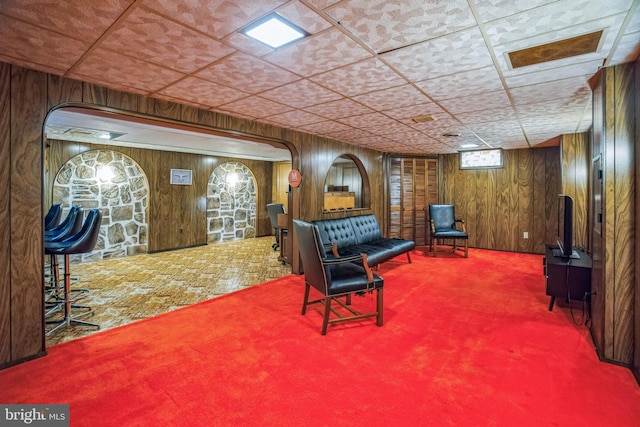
[323,154,369,211]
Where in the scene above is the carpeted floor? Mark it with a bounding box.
[45,236,291,345]
[6,247,639,426]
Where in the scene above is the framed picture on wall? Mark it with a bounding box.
[170,169,193,185]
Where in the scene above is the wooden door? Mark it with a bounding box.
[388,157,439,245]
[275,162,291,209]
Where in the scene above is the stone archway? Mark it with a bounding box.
[52,149,149,261]
[207,162,256,243]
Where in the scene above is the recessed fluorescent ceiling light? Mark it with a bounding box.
[242,13,307,49]
[461,143,479,148]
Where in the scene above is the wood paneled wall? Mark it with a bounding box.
[0,62,386,369]
[561,133,590,250]
[635,57,640,384]
[442,147,561,254]
[45,139,276,252]
[590,61,636,367]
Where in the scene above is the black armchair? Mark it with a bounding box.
[267,203,285,251]
[293,219,383,335]
[429,204,468,258]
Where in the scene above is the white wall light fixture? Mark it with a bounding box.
[459,148,504,170]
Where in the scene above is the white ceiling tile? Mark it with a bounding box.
[263,28,372,76]
[309,57,405,97]
[143,0,288,39]
[326,0,476,53]
[297,120,354,135]
[196,52,300,92]
[263,110,326,127]
[382,27,495,81]
[504,60,602,88]
[259,79,343,108]
[510,76,592,105]
[100,8,236,74]
[0,16,89,72]
[303,99,376,120]
[457,106,519,125]
[70,47,185,93]
[608,30,640,65]
[381,103,446,120]
[337,112,398,128]
[158,76,249,106]
[439,90,512,114]
[276,2,333,34]
[217,96,292,118]
[415,66,504,100]
[473,0,558,23]
[484,0,634,46]
[351,84,432,110]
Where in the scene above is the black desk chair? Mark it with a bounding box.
[293,219,383,335]
[45,209,102,335]
[429,204,468,258]
[267,203,285,251]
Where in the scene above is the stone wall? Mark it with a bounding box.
[207,162,256,243]
[53,149,149,262]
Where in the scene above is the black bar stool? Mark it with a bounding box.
[45,209,102,336]
[44,203,63,230]
[44,206,84,304]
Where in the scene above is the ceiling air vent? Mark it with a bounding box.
[507,30,603,69]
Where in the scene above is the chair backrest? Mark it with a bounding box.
[58,209,103,254]
[293,219,329,295]
[44,204,63,230]
[44,206,83,241]
[266,203,285,230]
[429,204,456,231]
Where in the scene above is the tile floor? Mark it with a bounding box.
[45,236,291,346]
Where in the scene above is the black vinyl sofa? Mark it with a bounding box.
[313,214,415,267]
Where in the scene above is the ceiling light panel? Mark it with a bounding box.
[242,13,308,48]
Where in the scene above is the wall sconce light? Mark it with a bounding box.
[96,164,115,182]
[225,172,240,187]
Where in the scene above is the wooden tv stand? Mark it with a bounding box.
[543,245,592,311]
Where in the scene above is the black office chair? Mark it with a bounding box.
[293,219,383,335]
[44,203,63,230]
[267,203,285,251]
[45,209,102,335]
[429,204,468,258]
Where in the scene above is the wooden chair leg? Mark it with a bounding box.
[464,240,468,258]
[376,288,384,326]
[321,297,332,335]
[433,238,438,257]
[406,252,412,263]
[301,282,310,315]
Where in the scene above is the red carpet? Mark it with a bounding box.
[1,248,639,426]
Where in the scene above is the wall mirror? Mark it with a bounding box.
[323,154,369,211]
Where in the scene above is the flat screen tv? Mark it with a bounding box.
[555,194,579,259]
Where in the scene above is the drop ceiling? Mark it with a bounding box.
[1,0,639,157]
